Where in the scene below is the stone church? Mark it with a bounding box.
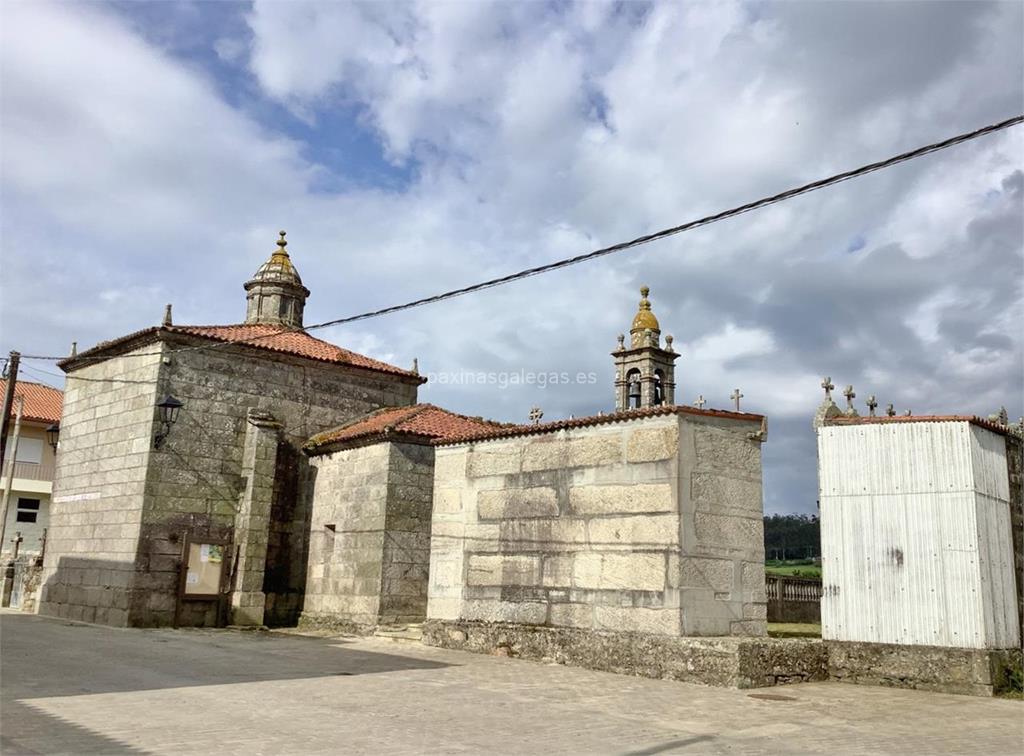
[40,233,425,626]
[40,234,769,653]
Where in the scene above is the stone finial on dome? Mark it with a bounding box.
[269,231,293,268]
[244,229,311,329]
[630,286,661,347]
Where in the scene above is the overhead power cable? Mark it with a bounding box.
[18,113,1024,365]
[305,115,1023,331]
[19,362,153,387]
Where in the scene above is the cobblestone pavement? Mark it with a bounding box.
[2,612,1021,755]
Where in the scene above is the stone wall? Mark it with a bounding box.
[302,443,392,629]
[827,641,1023,697]
[427,410,766,640]
[38,345,163,626]
[677,414,767,635]
[380,442,435,624]
[16,558,44,613]
[423,619,826,689]
[40,335,420,628]
[136,339,419,627]
[301,440,434,631]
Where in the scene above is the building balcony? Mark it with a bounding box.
[2,459,54,495]
[7,460,54,482]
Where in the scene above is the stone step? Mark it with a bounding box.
[373,623,423,643]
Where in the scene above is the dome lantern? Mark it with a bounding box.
[243,230,310,329]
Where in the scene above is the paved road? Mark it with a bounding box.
[1,612,1021,755]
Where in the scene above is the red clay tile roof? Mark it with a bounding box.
[435,404,765,447]
[827,414,1019,438]
[0,379,63,424]
[59,324,423,382]
[306,404,507,453]
[167,324,421,379]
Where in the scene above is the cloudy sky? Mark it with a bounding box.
[1,0,1021,514]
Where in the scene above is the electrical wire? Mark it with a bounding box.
[20,362,154,386]
[16,113,1023,366]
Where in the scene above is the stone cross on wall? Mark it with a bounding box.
[695,395,706,409]
[866,395,878,417]
[9,531,22,560]
[843,385,856,410]
[730,389,743,412]
[821,376,835,400]
[529,407,544,425]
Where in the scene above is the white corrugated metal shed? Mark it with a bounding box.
[818,420,1019,649]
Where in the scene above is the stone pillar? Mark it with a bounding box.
[230,409,280,626]
[641,366,656,407]
[614,367,627,413]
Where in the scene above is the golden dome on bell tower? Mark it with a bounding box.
[630,286,661,334]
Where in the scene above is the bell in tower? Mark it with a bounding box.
[612,286,679,411]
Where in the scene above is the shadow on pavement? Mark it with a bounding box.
[1,701,150,755]
[2,612,451,699]
[624,735,715,755]
[1,611,451,753]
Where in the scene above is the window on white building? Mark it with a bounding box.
[16,498,40,523]
[4,436,43,465]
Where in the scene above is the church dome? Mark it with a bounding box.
[630,286,660,333]
[243,230,310,329]
[248,231,304,286]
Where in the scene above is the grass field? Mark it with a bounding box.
[767,623,822,638]
[764,561,822,578]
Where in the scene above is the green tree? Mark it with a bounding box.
[763,514,820,561]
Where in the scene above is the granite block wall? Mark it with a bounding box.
[38,344,163,627]
[426,411,767,640]
[301,440,435,630]
[678,414,768,636]
[302,443,392,628]
[40,333,420,627]
[136,339,419,627]
[380,442,435,624]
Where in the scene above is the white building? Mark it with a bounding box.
[817,413,1021,650]
[1,379,63,559]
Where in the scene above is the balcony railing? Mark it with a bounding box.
[1,459,55,482]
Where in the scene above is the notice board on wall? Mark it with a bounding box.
[183,541,225,598]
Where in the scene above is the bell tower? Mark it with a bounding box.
[244,231,310,329]
[613,286,678,411]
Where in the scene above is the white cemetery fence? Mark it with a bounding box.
[765,574,822,624]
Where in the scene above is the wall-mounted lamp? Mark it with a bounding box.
[153,395,183,449]
[45,423,60,452]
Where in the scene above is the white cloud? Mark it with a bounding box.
[2,0,1021,515]
[684,324,776,363]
